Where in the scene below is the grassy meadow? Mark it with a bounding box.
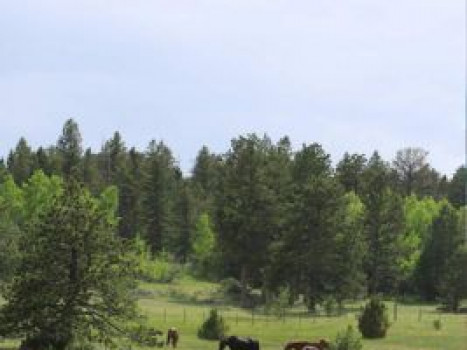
[1,277,466,350]
[136,277,467,350]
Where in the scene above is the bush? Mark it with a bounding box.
[358,297,390,338]
[197,309,229,340]
[433,319,442,330]
[330,325,362,350]
[323,296,337,316]
[219,278,243,297]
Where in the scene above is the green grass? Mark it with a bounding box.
[134,277,467,350]
[1,277,466,350]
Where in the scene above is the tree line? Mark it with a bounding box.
[1,119,466,311]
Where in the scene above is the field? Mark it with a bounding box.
[136,277,467,350]
[1,277,466,350]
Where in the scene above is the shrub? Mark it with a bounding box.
[330,325,362,350]
[219,278,243,297]
[358,297,390,338]
[433,319,442,330]
[197,309,229,340]
[323,296,337,316]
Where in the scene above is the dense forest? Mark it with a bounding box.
[1,119,466,313]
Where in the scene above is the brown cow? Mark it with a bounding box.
[284,339,330,350]
[166,327,179,348]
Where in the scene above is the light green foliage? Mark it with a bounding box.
[192,213,215,263]
[22,170,63,222]
[400,196,441,279]
[331,325,362,350]
[132,235,182,283]
[415,202,464,301]
[0,175,24,223]
[333,192,366,302]
[0,179,148,349]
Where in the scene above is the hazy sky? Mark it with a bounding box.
[0,1,464,176]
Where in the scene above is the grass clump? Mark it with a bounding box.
[330,325,362,350]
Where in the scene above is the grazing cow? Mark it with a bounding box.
[166,327,179,348]
[219,336,260,350]
[284,339,329,350]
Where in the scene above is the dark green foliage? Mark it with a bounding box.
[362,152,405,295]
[216,135,284,306]
[414,202,464,301]
[392,147,429,196]
[336,152,367,195]
[448,166,466,208]
[2,122,466,307]
[358,298,390,338]
[330,325,362,350]
[439,244,467,312]
[7,137,35,185]
[0,178,146,349]
[197,309,229,340]
[57,119,83,177]
[141,140,179,253]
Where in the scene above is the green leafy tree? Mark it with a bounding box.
[400,196,441,292]
[191,212,216,274]
[415,202,464,300]
[332,192,367,304]
[392,147,429,196]
[0,179,146,349]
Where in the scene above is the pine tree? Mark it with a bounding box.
[0,179,145,349]
[415,202,464,300]
[7,137,35,185]
[336,152,367,195]
[361,152,405,295]
[57,119,83,178]
[141,141,178,253]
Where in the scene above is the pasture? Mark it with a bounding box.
[137,278,467,350]
[0,277,466,350]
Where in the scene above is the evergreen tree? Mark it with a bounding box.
[336,152,367,195]
[81,148,101,194]
[415,202,464,300]
[216,135,278,306]
[7,137,35,185]
[448,166,466,208]
[0,179,144,349]
[439,244,467,312]
[361,152,405,295]
[57,119,83,177]
[141,141,178,253]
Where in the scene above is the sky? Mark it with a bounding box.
[0,1,464,176]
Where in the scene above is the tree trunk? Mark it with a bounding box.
[240,265,249,308]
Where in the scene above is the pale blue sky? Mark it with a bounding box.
[0,1,464,176]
